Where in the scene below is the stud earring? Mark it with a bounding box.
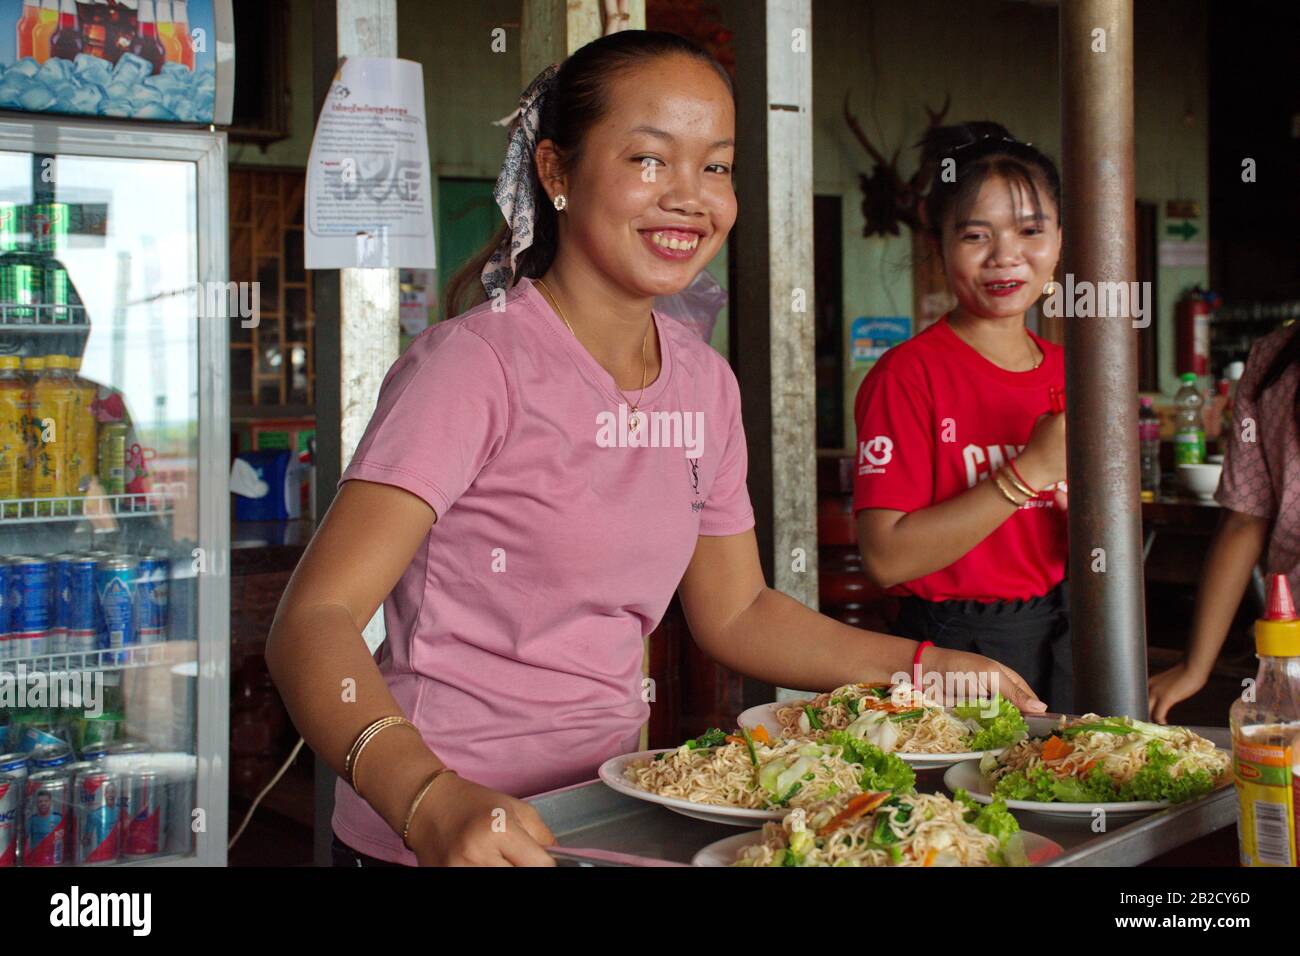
[1043,275,1058,297]
[553,194,567,212]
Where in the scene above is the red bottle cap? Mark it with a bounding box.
[1264,573,1297,621]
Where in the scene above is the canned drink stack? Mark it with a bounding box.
[0,771,19,867]
[136,554,170,643]
[60,554,99,662]
[75,768,123,865]
[8,556,52,658]
[121,762,166,859]
[96,556,138,664]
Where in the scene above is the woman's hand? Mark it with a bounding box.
[406,774,557,866]
[1148,661,1210,725]
[920,645,1048,713]
[1015,412,1067,490]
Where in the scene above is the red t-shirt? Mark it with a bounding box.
[852,316,1068,603]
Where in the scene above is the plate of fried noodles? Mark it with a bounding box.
[599,726,917,826]
[691,789,1063,866]
[737,680,1030,770]
[944,713,1232,815]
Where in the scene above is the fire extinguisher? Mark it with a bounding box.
[1176,289,1212,377]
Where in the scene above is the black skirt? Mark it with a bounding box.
[891,579,1073,713]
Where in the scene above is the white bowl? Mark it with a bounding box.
[1178,463,1222,500]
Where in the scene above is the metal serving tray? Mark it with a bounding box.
[528,724,1235,867]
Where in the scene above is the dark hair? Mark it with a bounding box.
[1251,320,1300,441]
[443,30,734,318]
[919,121,1062,244]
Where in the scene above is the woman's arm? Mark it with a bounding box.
[677,529,1045,710]
[857,411,1065,587]
[264,480,554,865]
[1148,508,1269,723]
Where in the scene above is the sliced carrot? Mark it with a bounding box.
[724,735,742,745]
[750,724,771,745]
[923,847,937,867]
[1041,735,1073,762]
[1076,759,1096,775]
[816,791,892,837]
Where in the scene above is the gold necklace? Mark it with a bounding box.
[535,277,649,433]
[1026,333,1042,370]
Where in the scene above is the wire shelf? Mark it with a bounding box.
[0,492,174,525]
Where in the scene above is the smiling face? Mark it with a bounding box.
[538,53,737,298]
[939,173,1062,321]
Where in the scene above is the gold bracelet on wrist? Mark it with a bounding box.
[991,470,1028,508]
[345,716,418,792]
[1003,465,1038,499]
[402,768,458,852]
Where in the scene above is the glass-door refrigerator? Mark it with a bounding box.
[0,114,229,867]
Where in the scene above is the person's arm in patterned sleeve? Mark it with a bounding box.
[1148,345,1273,723]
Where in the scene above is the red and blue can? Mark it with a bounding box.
[135,555,169,643]
[22,769,70,865]
[79,741,111,762]
[29,743,74,771]
[75,768,122,864]
[8,557,52,658]
[96,556,137,663]
[0,559,11,660]
[0,752,28,783]
[0,771,19,866]
[50,553,83,656]
[122,764,165,858]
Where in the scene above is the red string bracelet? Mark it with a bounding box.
[912,640,934,689]
[1007,457,1040,497]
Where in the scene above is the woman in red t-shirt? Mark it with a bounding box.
[854,122,1072,711]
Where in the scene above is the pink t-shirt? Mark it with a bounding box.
[331,276,754,863]
[1216,323,1300,599]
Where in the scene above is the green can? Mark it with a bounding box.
[98,421,129,495]
[1,263,36,322]
[0,202,19,253]
[30,202,69,254]
[45,266,70,323]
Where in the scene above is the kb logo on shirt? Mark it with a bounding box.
[858,434,893,474]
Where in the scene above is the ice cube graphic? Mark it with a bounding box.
[169,97,197,122]
[113,52,153,85]
[36,57,76,89]
[73,53,113,87]
[128,84,162,108]
[143,74,183,96]
[160,61,192,82]
[98,98,132,118]
[0,81,30,109]
[104,80,132,101]
[18,86,56,112]
[131,102,177,121]
[8,57,41,79]
[58,85,104,115]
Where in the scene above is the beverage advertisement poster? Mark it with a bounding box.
[850,315,910,370]
[0,0,233,124]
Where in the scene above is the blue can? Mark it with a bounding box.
[29,743,74,771]
[8,557,51,658]
[135,555,169,643]
[96,557,137,662]
[0,559,10,660]
[62,556,99,657]
[79,742,111,762]
[49,553,80,657]
[0,752,28,782]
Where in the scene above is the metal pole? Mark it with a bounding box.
[1059,0,1147,717]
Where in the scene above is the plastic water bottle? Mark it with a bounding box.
[1174,372,1205,465]
[1138,396,1161,499]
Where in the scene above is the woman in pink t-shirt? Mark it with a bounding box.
[1148,322,1300,722]
[266,30,1044,868]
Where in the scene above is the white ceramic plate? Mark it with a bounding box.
[736,700,1018,771]
[943,757,1173,816]
[597,749,786,827]
[691,827,1065,867]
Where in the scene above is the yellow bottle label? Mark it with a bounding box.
[0,383,24,499]
[30,383,72,499]
[1234,739,1297,867]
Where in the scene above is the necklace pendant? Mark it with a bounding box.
[628,410,640,433]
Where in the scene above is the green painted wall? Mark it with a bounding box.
[249,0,1207,437]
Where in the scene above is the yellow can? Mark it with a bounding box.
[69,356,97,496]
[0,355,25,505]
[30,353,75,508]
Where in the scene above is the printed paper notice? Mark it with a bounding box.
[305,57,435,270]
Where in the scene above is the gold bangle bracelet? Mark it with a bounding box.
[345,716,417,791]
[402,768,458,852]
[991,472,1027,508]
[1002,466,1038,499]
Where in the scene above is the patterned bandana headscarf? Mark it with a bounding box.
[481,64,561,301]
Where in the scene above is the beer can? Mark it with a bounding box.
[0,559,11,661]
[0,771,19,866]
[136,555,169,643]
[60,554,98,659]
[8,556,52,658]
[29,743,74,771]
[49,553,81,657]
[16,723,67,753]
[121,764,165,858]
[1,263,36,322]
[0,752,27,783]
[44,266,70,323]
[79,741,112,762]
[75,768,122,864]
[97,423,128,496]
[165,766,196,856]
[96,556,137,663]
[0,202,19,253]
[22,769,71,866]
[29,203,68,255]
[106,740,152,758]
